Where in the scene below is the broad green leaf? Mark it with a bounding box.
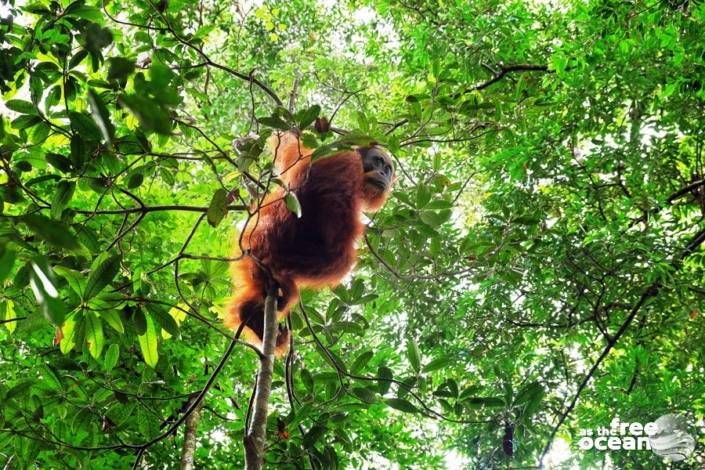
[28,259,65,325]
[103,343,119,372]
[423,355,452,373]
[406,339,421,372]
[207,188,228,227]
[85,312,104,359]
[106,57,135,81]
[127,172,144,189]
[385,398,418,413]
[5,100,36,114]
[0,244,16,283]
[296,104,321,129]
[46,153,73,173]
[64,4,103,22]
[301,368,314,392]
[350,386,377,403]
[83,254,122,300]
[12,115,41,129]
[464,397,505,408]
[351,350,374,374]
[146,303,179,338]
[69,111,102,141]
[258,116,289,130]
[303,424,326,448]
[133,306,147,335]
[102,310,125,334]
[50,181,75,219]
[377,366,393,395]
[69,49,88,69]
[162,305,186,339]
[138,314,159,368]
[88,89,114,144]
[60,312,81,354]
[40,366,62,391]
[22,215,81,252]
[1,299,17,333]
[53,266,84,296]
[118,94,172,135]
[285,192,302,218]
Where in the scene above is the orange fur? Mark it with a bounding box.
[225,132,393,355]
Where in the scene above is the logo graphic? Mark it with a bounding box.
[648,414,696,462]
[576,414,696,462]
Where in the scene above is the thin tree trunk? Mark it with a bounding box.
[244,292,278,469]
[179,402,203,470]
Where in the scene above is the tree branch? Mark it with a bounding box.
[244,291,278,469]
[73,204,246,215]
[179,402,203,470]
[454,64,550,97]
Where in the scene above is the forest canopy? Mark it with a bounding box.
[1,0,705,468]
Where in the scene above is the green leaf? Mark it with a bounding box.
[88,89,115,144]
[406,339,421,372]
[351,350,374,374]
[133,306,147,335]
[464,397,505,408]
[1,299,17,333]
[384,398,418,413]
[102,310,125,334]
[377,366,393,395]
[60,312,81,354]
[419,210,452,227]
[107,57,135,81]
[46,153,73,173]
[150,61,177,93]
[301,368,314,392]
[285,192,302,218]
[350,386,377,403]
[83,254,122,300]
[85,312,104,359]
[64,4,103,22]
[28,258,65,325]
[118,94,172,135]
[50,181,76,219]
[5,100,36,114]
[297,104,321,129]
[103,343,119,372]
[303,424,326,448]
[515,381,543,405]
[69,111,102,141]
[311,143,335,161]
[146,304,179,338]
[69,49,88,69]
[11,115,42,130]
[127,172,144,189]
[423,355,452,373]
[207,188,229,227]
[0,244,16,284]
[138,314,159,368]
[53,266,84,296]
[258,115,289,130]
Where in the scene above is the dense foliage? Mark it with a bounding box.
[1,0,705,467]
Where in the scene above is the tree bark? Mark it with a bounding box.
[179,402,203,470]
[244,292,278,469]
